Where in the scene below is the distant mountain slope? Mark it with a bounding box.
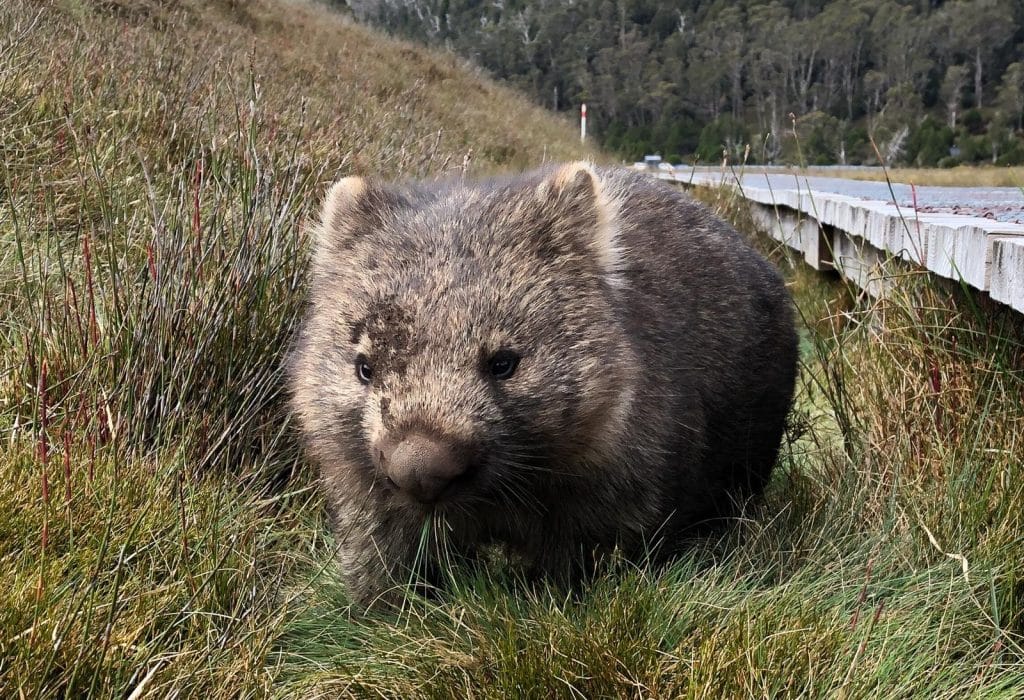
[349,0,1024,166]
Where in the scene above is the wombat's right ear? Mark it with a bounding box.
[313,176,397,261]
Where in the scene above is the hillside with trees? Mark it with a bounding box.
[345,0,1024,166]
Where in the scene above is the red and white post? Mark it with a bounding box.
[580,103,587,143]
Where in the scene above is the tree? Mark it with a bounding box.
[352,0,1024,163]
[814,2,869,120]
[782,16,821,114]
[940,64,969,128]
[996,61,1024,131]
[746,2,790,158]
[939,0,1016,109]
[873,81,921,163]
[868,2,933,96]
[686,6,746,121]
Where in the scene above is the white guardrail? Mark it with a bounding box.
[652,169,1024,315]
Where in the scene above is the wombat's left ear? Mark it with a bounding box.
[319,176,368,239]
[538,162,626,287]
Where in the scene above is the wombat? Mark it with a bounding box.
[289,162,798,605]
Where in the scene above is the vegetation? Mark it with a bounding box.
[804,165,1024,188]
[345,0,1024,166]
[2,0,1023,697]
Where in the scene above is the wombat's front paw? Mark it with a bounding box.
[332,511,445,610]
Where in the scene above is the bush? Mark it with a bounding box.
[779,111,843,166]
[955,134,992,163]
[908,116,954,166]
[995,137,1024,166]
[842,125,871,165]
[961,108,985,135]
[695,115,749,163]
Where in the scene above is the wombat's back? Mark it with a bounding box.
[596,168,798,525]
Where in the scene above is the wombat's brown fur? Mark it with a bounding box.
[289,162,798,605]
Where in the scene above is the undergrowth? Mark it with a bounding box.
[1,0,1022,698]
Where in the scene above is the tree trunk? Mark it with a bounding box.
[618,2,626,50]
[845,67,854,121]
[975,46,983,109]
[731,62,743,120]
[769,92,780,162]
[848,40,862,122]
[799,48,817,114]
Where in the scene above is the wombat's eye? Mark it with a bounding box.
[487,350,520,380]
[355,355,373,385]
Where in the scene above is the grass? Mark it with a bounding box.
[2,0,1023,697]
[803,166,1024,188]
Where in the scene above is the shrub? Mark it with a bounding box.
[908,116,955,167]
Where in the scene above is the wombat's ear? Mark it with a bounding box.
[314,176,399,259]
[536,161,598,203]
[537,162,626,287]
[318,176,368,241]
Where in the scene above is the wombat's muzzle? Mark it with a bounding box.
[377,433,474,504]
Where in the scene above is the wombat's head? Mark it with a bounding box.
[290,163,639,513]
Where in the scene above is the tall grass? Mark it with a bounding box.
[0,0,590,695]
[2,0,1023,697]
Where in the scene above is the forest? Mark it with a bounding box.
[344,0,1024,166]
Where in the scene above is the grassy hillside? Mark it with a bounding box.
[2,0,1023,697]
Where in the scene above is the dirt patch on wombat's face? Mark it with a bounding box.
[292,168,639,513]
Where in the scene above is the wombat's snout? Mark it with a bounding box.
[378,433,474,504]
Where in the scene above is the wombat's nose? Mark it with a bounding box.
[383,434,471,504]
